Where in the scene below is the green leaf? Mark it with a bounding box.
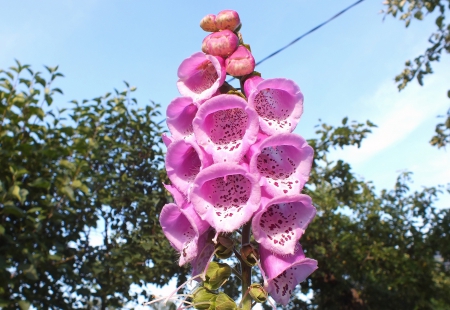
[29,177,51,190]
[20,264,38,281]
[59,159,76,171]
[60,186,75,201]
[0,225,5,235]
[18,301,30,310]
[10,185,21,200]
[3,204,26,218]
[19,188,29,204]
[27,207,42,214]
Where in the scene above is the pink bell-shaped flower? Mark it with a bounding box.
[215,10,241,31]
[247,78,304,135]
[202,30,239,58]
[159,203,209,266]
[252,194,316,255]
[260,244,318,306]
[225,46,255,77]
[177,52,226,103]
[166,97,198,141]
[193,94,259,163]
[249,133,313,198]
[190,163,261,233]
[165,139,212,196]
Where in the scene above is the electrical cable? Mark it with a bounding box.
[227,0,366,82]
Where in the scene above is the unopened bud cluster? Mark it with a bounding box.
[200,10,255,77]
[158,9,318,308]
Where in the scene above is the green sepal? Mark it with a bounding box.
[240,244,259,267]
[215,292,237,310]
[215,236,234,259]
[192,287,217,309]
[204,262,232,290]
[249,283,268,303]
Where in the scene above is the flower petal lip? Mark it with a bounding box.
[252,194,316,255]
[177,52,226,102]
[225,46,256,77]
[193,94,259,164]
[201,30,239,58]
[190,163,261,233]
[248,78,304,135]
[260,245,318,305]
[164,183,186,207]
[249,133,313,198]
[165,139,212,196]
[166,97,198,141]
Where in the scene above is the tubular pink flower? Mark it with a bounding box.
[202,30,239,58]
[243,75,264,98]
[177,52,226,102]
[249,133,313,198]
[190,163,261,233]
[225,46,256,77]
[215,10,241,31]
[252,194,316,255]
[200,14,218,32]
[167,97,198,141]
[193,94,259,163]
[165,139,212,196]
[260,245,318,306]
[159,203,209,266]
[247,78,304,135]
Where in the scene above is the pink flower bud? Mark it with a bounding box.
[202,30,239,58]
[225,46,255,76]
[200,14,219,32]
[215,10,241,31]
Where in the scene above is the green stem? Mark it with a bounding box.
[241,222,252,310]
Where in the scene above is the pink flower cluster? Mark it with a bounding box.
[160,9,317,306]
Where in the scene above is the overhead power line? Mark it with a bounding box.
[254,0,366,67]
[227,0,366,83]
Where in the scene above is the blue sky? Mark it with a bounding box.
[2,0,449,306]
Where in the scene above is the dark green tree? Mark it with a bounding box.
[383,0,450,148]
[0,61,186,310]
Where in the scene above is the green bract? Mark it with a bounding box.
[204,262,232,290]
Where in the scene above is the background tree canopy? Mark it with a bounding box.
[0,62,188,310]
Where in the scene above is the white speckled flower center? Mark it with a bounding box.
[202,174,251,221]
[207,108,248,146]
[257,145,301,194]
[259,203,301,248]
[254,89,294,130]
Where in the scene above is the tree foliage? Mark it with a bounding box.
[0,61,186,310]
[383,0,450,148]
